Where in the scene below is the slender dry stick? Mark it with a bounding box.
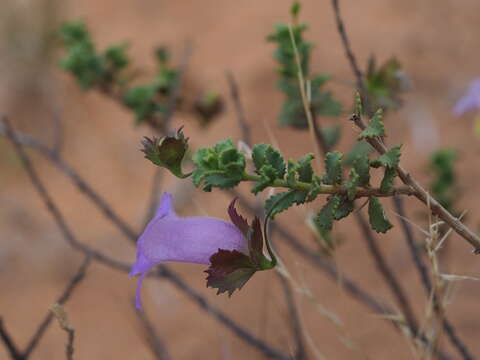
[23,256,91,359]
[276,272,308,360]
[50,304,75,360]
[393,197,474,360]
[142,168,163,227]
[354,211,419,335]
[2,118,290,360]
[226,71,252,148]
[134,302,171,360]
[161,42,192,131]
[330,0,364,92]
[350,113,480,252]
[0,319,23,360]
[287,25,323,169]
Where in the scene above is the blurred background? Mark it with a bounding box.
[1,0,480,359]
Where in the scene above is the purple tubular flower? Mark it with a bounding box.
[130,192,248,310]
[453,78,480,116]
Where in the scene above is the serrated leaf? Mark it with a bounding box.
[205,250,256,296]
[352,154,371,187]
[323,152,343,185]
[371,144,402,168]
[297,154,314,182]
[380,167,397,193]
[192,139,245,191]
[252,144,285,179]
[265,191,307,219]
[368,197,393,233]
[315,195,341,231]
[334,197,354,220]
[345,168,360,200]
[358,109,385,140]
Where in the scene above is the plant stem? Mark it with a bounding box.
[242,172,415,198]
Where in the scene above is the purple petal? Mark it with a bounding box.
[154,192,176,219]
[453,78,480,116]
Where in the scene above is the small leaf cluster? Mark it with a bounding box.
[429,148,458,213]
[59,21,129,89]
[267,3,341,128]
[364,56,409,115]
[192,140,246,191]
[123,47,179,123]
[59,21,182,126]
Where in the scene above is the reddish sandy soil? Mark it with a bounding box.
[1,0,480,359]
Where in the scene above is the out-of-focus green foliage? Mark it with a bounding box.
[429,149,457,213]
[364,56,409,116]
[267,2,341,128]
[59,21,129,89]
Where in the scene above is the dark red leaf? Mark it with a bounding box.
[227,198,250,236]
[205,249,256,296]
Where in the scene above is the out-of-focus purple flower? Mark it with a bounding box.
[453,78,480,116]
[130,192,249,310]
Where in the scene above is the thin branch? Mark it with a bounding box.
[0,122,138,242]
[161,42,192,132]
[2,118,290,360]
[350,113,480,252]
[392,197,474,360]
[288,25,323,168]
[354,211,418,336]
[330,0,364,91]
[0,318,23,360]
[276,272,307,360]
[226,71,252,148]
[50,304,75,360]
[23,256,91,359]
[134,302,171,360]
[142,168,163,228]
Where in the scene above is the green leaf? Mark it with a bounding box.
[296,153,315,182]
[252,144,285,178]
[334,197,354,220]
[290,1,301,18]
[344,168,360,200]
[368,197,393,233]
[370,144,402,168]
[380,167,397,193]
[343,141,373,166]
[352,154,371,187]
[265,191,307,219]
[358,109,385,140]
[323,152,343,185]
[192,139,245,191]
[315,195,341,231]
